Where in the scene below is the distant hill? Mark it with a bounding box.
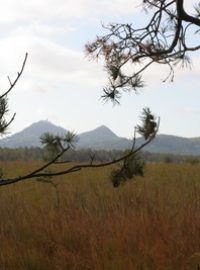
[136,135,200,155]
[78,125,131,150]
[0,121,67,148]
[0,120,200,155]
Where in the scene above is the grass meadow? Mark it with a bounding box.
[0,161,200,269]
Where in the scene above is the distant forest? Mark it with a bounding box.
[0,147,199,164]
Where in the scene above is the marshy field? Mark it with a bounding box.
[0,161,200,270]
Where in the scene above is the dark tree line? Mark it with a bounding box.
[0,146,198,164]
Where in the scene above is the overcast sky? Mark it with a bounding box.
[0,0,200,138]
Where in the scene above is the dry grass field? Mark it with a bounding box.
[0,161,200,269]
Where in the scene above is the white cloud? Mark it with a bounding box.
[0,0,141,25]
[0,34,106,95]
[12,24,75,38]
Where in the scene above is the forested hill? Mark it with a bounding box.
[0,121,200,155]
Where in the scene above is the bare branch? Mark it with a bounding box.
[85,0,200,102]
[0,53,28,135]
[0,53,28,99]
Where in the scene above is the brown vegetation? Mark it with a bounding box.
[0,161,200,269]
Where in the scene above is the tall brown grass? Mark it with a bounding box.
[0,161,199,269]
